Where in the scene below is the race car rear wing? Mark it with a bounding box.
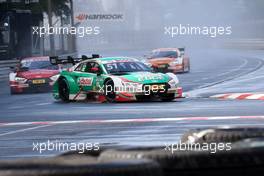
[178,48,185,56]
[49,54,100,65]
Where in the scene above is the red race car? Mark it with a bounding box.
[145,48,190,73]
[9,56,60,94]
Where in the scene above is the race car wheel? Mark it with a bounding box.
[99,142,264,176]
[58,78,70,102]
[181,127,264,144]
[0,155,162,176]
[136,95,152,102]
[160,93,175,102]
[104,79,116,103]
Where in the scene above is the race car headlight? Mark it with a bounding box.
[14,77,27,83]
[50,74,60,82]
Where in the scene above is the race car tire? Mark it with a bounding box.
[0,155,162,176]
[98,141,264,176]
[58,78,70,102]
[136,95,152,102]
[180,127,264,144]
[104,79,116,103]
[160,93,175,102]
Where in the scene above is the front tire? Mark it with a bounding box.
[104,79,116,103]
[58,78,70,102]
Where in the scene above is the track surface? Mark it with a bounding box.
[0,49,264,159]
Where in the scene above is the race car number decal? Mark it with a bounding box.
[78,77,93,86]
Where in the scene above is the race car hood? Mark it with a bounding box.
[16,69,59,79]
[148,57,177,66]
[118,72,170,84]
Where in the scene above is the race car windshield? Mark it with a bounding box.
[150,51,178,58]
[104,62,151,74]
[20,60,59,70]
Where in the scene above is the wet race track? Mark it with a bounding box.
[0,49,264,159]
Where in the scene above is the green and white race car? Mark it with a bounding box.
[50,55,182,102]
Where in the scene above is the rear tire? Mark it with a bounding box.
[136,95,152,102]
[181,127,264,144]
[58,78,70,102]
[161,93,175,102]
[99,142,264,176]
[0,155,162,176]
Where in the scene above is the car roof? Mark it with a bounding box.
[81,57,139,63]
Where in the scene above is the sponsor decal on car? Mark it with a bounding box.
[78,77,93,86]
[137,73,163,82]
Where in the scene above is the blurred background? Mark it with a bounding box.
[1,0,264,59]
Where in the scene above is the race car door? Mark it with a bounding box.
[74,62,100,92]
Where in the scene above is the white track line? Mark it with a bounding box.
[0,116,264,128]
[0,125,53,137]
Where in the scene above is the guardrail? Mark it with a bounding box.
[0,59,19,82]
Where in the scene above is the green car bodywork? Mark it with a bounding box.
[52,57,182,102]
